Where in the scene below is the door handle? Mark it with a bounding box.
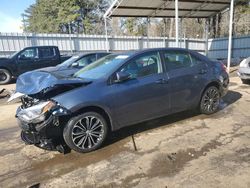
[155,79,168,84]
[199,69,207,74]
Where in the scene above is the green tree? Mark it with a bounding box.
[24,0,109,34]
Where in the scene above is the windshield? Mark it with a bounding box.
[74,54,130,80]
[58,55,80,67]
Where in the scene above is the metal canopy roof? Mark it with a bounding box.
[104,0,231,18]
[104,0,235,72]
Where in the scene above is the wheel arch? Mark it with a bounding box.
[0,66,13,76]
[71,105,113,132]
[199,81,221,103]
[203,81,220,91]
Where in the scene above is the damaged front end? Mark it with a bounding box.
[16,94,71,153]
[12,71,91,153]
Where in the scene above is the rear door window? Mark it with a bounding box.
[39,47,56,59]
[190,54,205,66]
[163,51,193,70]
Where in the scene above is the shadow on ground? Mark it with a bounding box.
[105,90,242,148]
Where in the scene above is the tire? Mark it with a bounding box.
[0,69,12,85]
[200,86,220,115]
[241,79,249,84]
[63,112,108,153]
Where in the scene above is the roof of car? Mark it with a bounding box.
[112,47,192,57]
[24,46,58,48]
[73,52,111,57]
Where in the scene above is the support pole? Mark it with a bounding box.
[147,17,150,48]
[205,19,209,56]
[227,0,234,73]
[179,18,182,47]
[175,0,179,47]
[68,23,73,53]
[104,17,109,52]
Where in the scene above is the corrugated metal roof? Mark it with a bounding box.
[105,0,231,18]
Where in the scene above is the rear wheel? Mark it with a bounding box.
[0,69,12,85]
[200,86,220,115]
[63,112,108,153]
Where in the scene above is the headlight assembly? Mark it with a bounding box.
[17,101,56,123]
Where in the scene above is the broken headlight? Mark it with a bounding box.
[17,101,56,123]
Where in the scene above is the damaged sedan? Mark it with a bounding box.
[10,48,229,153]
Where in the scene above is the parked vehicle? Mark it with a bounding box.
[0,46,71,84]
[10,48,229,153]
[39,52,110,77]
[238,57,250,84]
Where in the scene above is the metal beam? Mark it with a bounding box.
[104,17,109,52]
[174,0,230,5]
[149,1,171,18]
[147,17,150,48]
[175,0,179,47]
[227,0,234,72]
[111,15,209,18]
[205,19,209,56]
[115,6,221,13]
[104,0,124,18]
[183,0,212,18]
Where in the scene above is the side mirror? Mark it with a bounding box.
[115,72,131,83]
[71,62,79,68]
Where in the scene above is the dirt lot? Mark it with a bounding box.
[0,75,250,188]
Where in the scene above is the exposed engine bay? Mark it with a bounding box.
[11,71,91,153]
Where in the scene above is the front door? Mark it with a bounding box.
[108,51,170,128]
[17,48,39,75]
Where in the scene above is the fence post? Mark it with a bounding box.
[109,35,113,51]
[185,38,188,49]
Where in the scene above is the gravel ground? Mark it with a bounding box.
[0,75,249,188]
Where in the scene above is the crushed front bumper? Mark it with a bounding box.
[16,107,69,152]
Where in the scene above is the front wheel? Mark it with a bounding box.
[200,86,220,115]
[63,112,108,153]
[0,69,12,85]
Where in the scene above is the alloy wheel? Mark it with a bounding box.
[0,71,7,82]
[201,87,220,114]
[71,116,105,149]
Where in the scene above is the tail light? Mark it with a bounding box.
[220,62,227,72]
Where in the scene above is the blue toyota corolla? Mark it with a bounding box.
[11,48,229,153]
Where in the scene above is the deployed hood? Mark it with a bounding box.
[16,71,91,96]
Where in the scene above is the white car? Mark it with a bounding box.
[238,57,250,84]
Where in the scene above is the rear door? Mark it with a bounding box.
[38,47,59,68]
[162,50,208,112]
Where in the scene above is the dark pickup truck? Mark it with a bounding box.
[0,46,71,84]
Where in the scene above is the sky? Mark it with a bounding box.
[0,0,35,33]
